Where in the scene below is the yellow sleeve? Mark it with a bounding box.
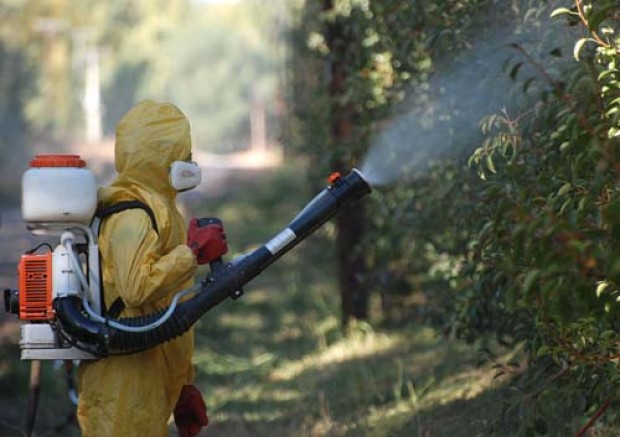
[102,209,197,308]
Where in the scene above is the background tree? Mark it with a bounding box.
[143,1,285,152]
[288,0,500,325]
[0,0,286,156]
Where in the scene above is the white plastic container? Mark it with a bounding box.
[22,155,97,224]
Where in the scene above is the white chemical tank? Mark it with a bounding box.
[22,155,97,224]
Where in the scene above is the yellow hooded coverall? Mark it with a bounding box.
[77,101,198,436]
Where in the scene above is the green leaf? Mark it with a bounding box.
[559,199,572,214]
[523,77,536,93]
[588,5,616,31]
[573,38,589,61]
[523,269,540,294]
[509,62,523,81]
[578,197,587,212]
[550,7,578,18]
[596,281,610,298]
[558,182,571,196]
[486,155,497,174]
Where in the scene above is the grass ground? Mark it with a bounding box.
[0,163,516,437]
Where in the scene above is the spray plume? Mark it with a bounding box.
[361,9,574,187]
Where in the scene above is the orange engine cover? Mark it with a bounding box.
[18,253,54,321]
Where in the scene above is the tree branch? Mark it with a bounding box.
[574,397,611,437]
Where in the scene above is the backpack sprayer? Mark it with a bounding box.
[3,154,371,360]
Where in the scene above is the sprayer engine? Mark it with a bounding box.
[9,231,94,318]
[3,155,99,359]
[4,155,372,360]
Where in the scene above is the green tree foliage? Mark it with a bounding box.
[465,0,620,432]
[0,0,191,144]
[0,0,285,156]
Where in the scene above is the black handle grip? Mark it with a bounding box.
[196,217,222,228]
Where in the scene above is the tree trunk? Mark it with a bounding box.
[323,0,369,327]
[336,202,368,323]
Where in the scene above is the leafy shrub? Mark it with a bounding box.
[466,0,620,433]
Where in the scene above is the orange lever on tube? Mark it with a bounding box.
[327,172,342,184]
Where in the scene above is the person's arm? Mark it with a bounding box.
[103,209,197,308]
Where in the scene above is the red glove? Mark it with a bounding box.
[174,384,209,437]
[187,218,228,265]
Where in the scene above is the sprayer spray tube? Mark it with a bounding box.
[55,169,371,355]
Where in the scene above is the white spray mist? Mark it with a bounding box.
[361,11,574,187]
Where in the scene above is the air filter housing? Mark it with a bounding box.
[18,253,53,321]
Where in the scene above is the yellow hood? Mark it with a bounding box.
[100,100,192,206]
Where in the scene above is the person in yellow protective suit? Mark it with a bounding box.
[77,100,226,437]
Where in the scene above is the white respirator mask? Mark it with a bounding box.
[169,161,201,192]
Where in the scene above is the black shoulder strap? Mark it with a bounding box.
[95,200,159,235]
[95,200,159,318]
[106,297,126,319]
